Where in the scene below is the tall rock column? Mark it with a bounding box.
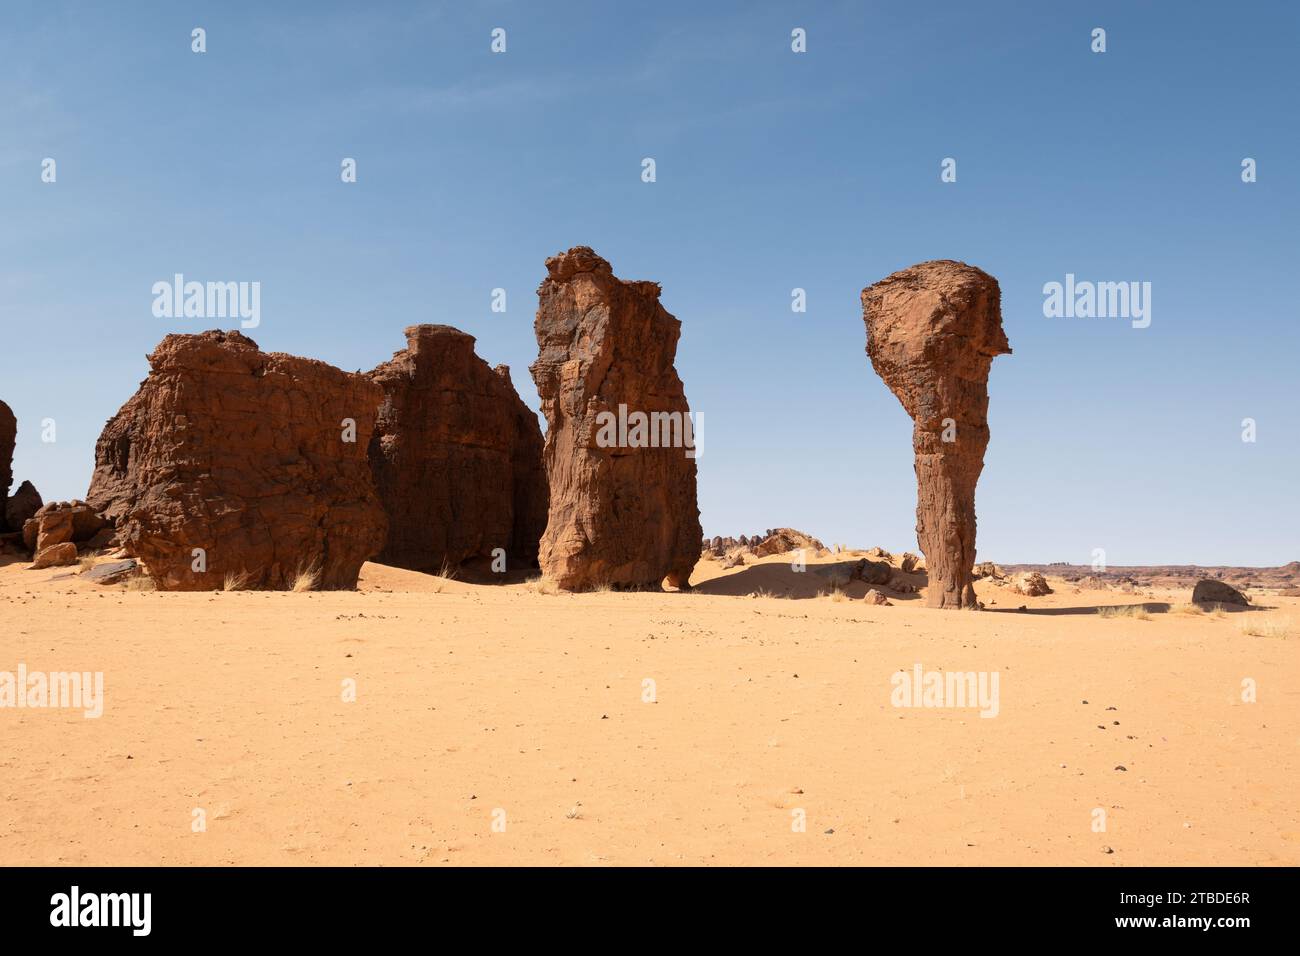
[366,325,547,573]
[861,260,1011,609]
[0,400,14,531]
[530,247,701,590]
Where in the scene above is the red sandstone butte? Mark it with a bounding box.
[530,246,701,590]
[86,330,386,590]
[861,260,1011,609]
[366,325,547,573]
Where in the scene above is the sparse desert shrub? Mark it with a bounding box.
[1097,605,1150,621]
[125,573,156,592]
[292,561,322,593]
[1171,603,1205,616]
[1238,617,1291,638]
[223,570,252,592]
[77,555,98,573]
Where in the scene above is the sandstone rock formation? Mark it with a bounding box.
[21,500,107,553]
[530,247,701,590]
[1191,579,1249,606]
[864,588,892,606]
[366,325,547,574]
[0,400,14,524]
[6,480,42,532]
[86,330,385,590]
[862,260,1011,609]
[0,400,43,537]
[900,552,920,573]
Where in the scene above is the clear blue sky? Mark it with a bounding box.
[2,1,1296,565]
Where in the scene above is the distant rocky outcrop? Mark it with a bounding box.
[752,528,826,557]
[86,330,386,590]
[1191,579,1249,606]
[703,529,826,560]
[366,325,547,574]
[531,247,700,590]
[862,260,1010,609]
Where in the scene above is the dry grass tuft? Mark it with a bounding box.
[1097,604,1151,621]
[1171,602,1205,616]
[1238,617,1291,639]
[222,570,252,592]
[525,575,563,596]
[292,561,322,593]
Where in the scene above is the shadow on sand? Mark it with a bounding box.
[986,601,1271,616]
[692,558,927,601]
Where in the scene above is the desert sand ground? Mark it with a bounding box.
[1,549,1296,866]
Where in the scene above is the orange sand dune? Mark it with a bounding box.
[1,550,1296,866]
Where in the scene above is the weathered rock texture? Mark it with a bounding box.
[531,247,701,590]
[0,400,14,528]
[862,260,1011,609]
[86,330,386,590]
[366,325,547,573]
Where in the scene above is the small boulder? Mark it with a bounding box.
[849,558,893,586]
[900,552,920,573]
[1007,571,1052,597]
[972,561,1005,580]
[864,588,892,606]
[1192,579,1248,606]
[81,558,138,585]
[31,541,78,569]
